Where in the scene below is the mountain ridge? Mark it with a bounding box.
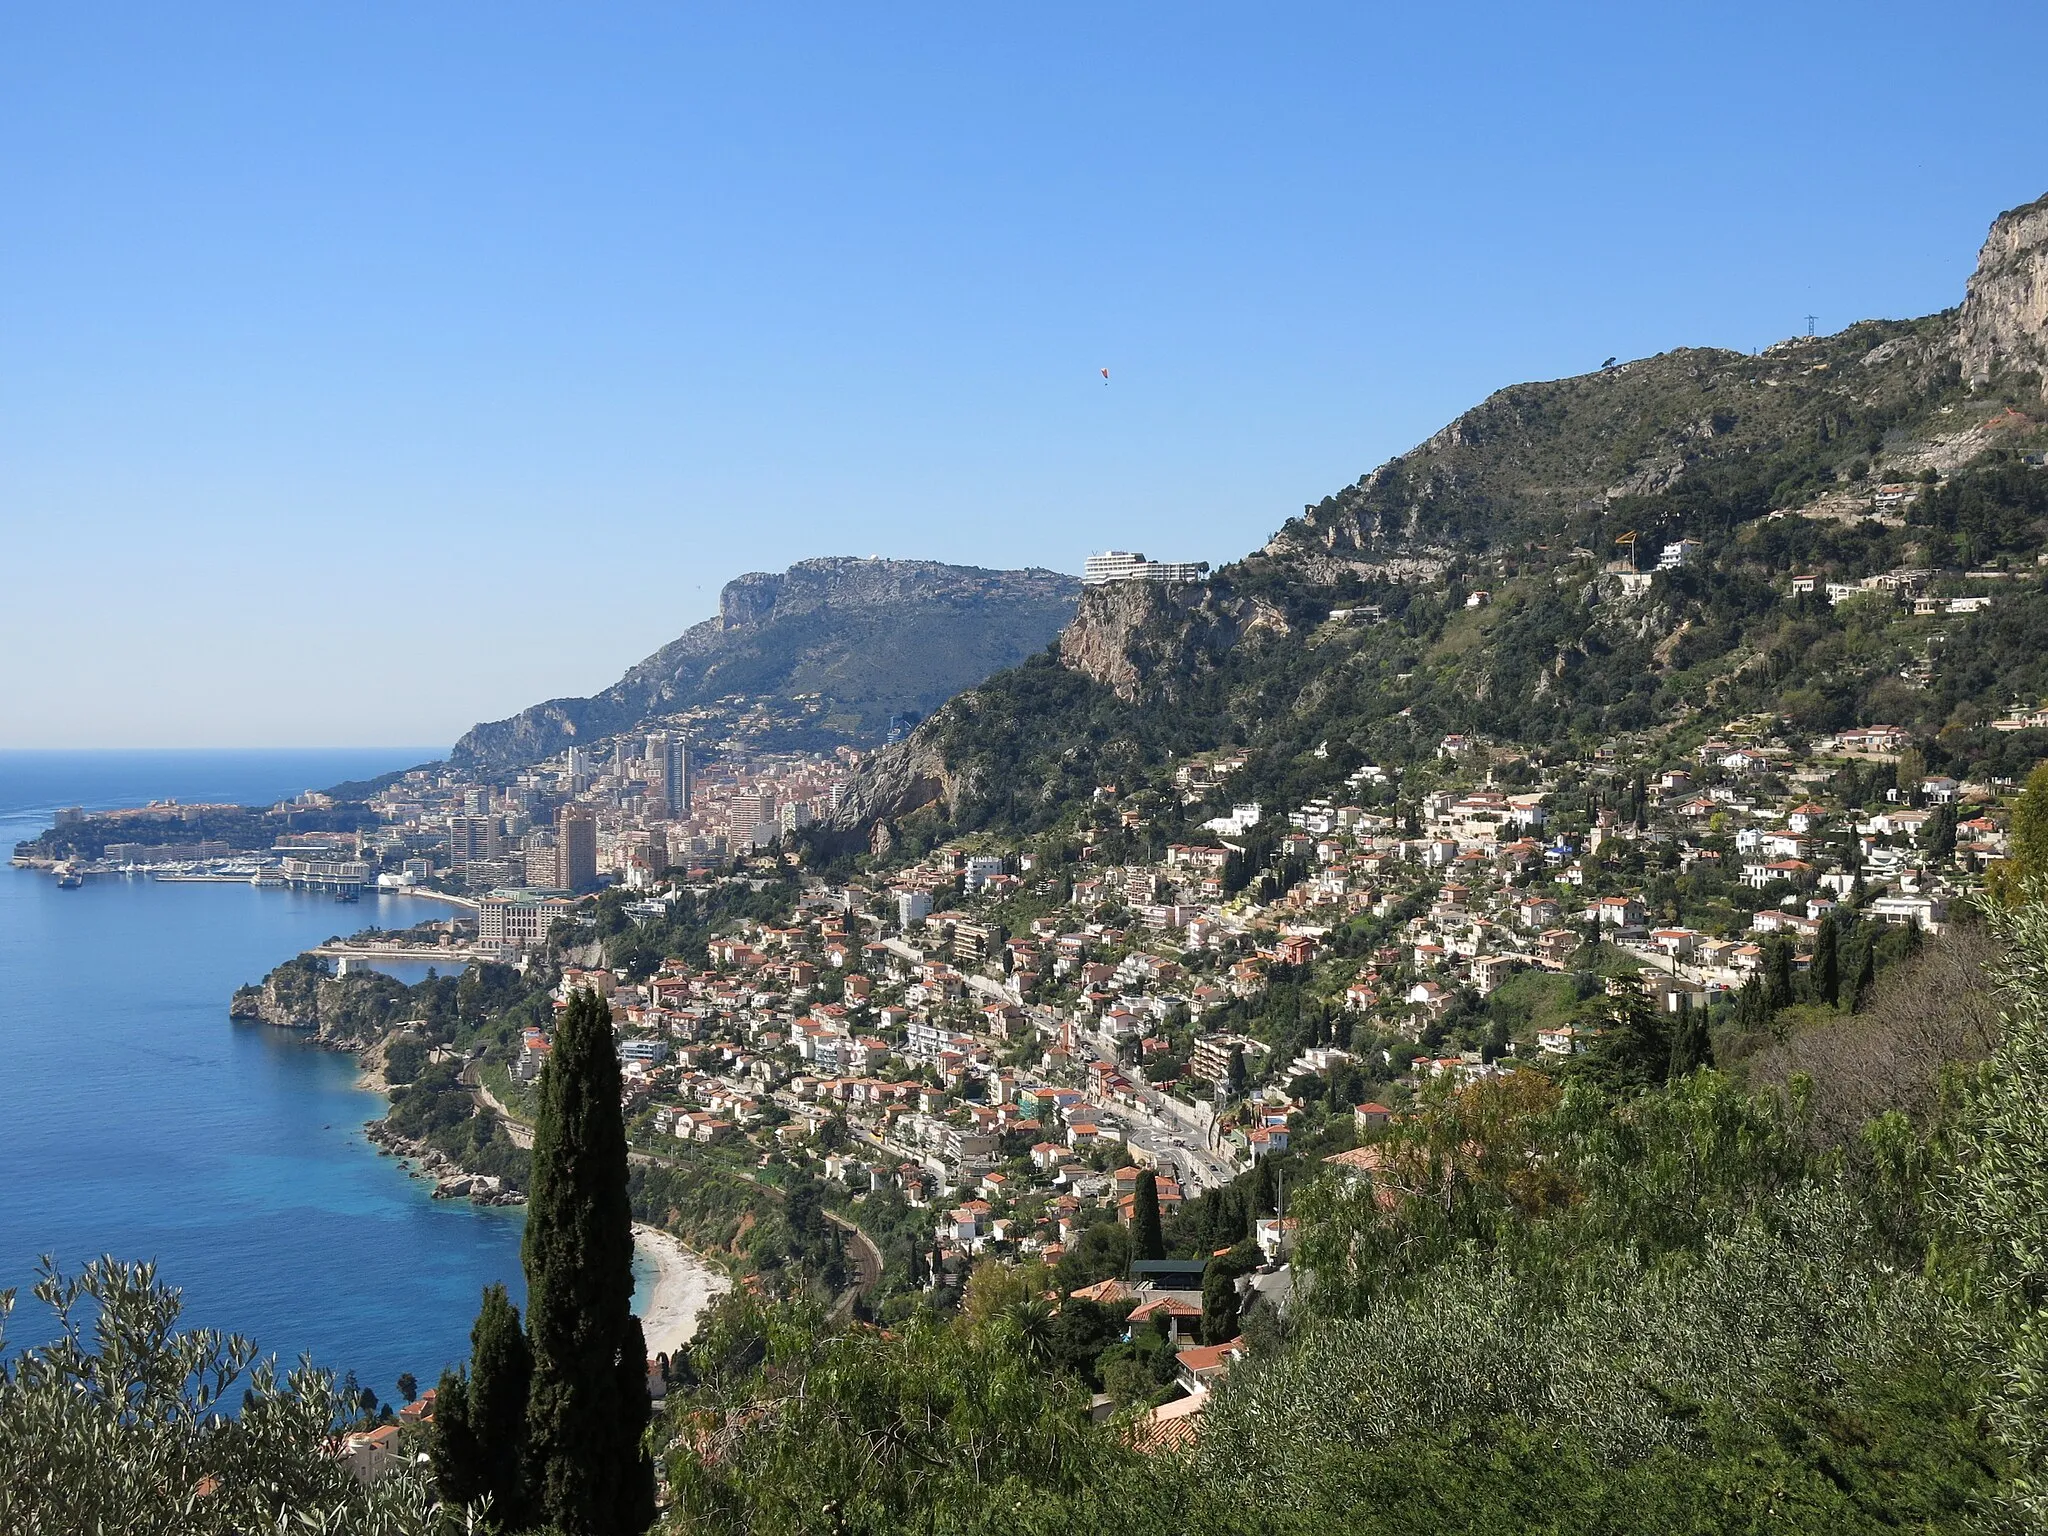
[825,189,2048,845]
[450,556,1081,770]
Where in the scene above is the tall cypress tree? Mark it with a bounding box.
[1736,974,1767,1032]
[1765,938,1795,1011]
[1132,1170,1166,1262]
[1851,935,1877,1008]
[428,1365,483,1508]
[1667,998,1713,1078]
[1813,913,1841,1007]
[1930,803,1958,862]
[467,1283,532,1526]
[523,989,654,1535]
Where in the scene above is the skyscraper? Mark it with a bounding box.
[555,806,597,893]
[662,735,691,816]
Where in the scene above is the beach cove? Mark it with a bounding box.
[0,750,723,1401]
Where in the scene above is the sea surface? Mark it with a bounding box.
[0,750,652,1402]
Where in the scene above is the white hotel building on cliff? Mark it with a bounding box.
[1082,551,1209,586]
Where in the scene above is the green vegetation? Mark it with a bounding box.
[0,1258,467,1535]
[837,327,2048,854]
[589,879,799,978]
[431,1283,532,1525]
[520,990,656,1534]
[385,1060,531,1190]
[646,907,2048,1533]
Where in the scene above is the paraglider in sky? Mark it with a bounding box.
[1100,367,1110,385]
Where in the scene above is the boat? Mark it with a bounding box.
[55,866,83,889]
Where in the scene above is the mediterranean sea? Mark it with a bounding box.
[0,750,654,1403]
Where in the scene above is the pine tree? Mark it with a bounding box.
[1586,974,1672,1091]
[1132,1170,1166,1262]
[466,1282,532,1527]
[523,989,655,1535]
[1813,913,1840,1007]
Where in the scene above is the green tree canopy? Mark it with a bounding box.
[523,988,654,1535]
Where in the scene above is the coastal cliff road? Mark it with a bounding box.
[466,1069,534,1149]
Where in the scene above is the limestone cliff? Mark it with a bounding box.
[452,557,1080,770]
[1056,582,1189,702]
[826,576,1281,836]
[1057,579,1298,704]
[822,725,962,842]
[1957,191,2048,398]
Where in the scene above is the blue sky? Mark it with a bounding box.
[5,3,2046,748]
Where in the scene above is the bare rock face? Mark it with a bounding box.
[1957,191,2048,397]
[1057,582,1185,702]
[825,724,957,831]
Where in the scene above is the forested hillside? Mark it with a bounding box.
[828,197,2048,852]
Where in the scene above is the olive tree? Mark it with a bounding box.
[0,1257,487,1536]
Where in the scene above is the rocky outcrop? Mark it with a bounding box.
[1057,579,1275,705]
[1957,191,2048,398]
[229,959,409,1045]
[825,577,1267,839]
[366,1121,526,1206]
[451,557,1081,770]
[824,716,965,834]
[1057,582,1184,701]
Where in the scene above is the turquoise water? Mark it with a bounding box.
[0,751,655,1402]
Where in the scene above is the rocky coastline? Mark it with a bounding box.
[365,1119,527,1207]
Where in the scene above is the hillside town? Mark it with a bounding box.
[16,528,2035,1452]
[387,668,2015,1442]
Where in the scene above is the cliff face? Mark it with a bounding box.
[1057,582,1184,702]
[1056,580,1290,703]
[230,959,410,1045]
[1957,192,2048,398]
[820,725,960,844]
[451,557,1080,770]
[825,576,1286,836]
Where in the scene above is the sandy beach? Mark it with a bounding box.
[635,1223,730,1357]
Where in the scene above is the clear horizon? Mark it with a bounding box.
[6,2,2047,750]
